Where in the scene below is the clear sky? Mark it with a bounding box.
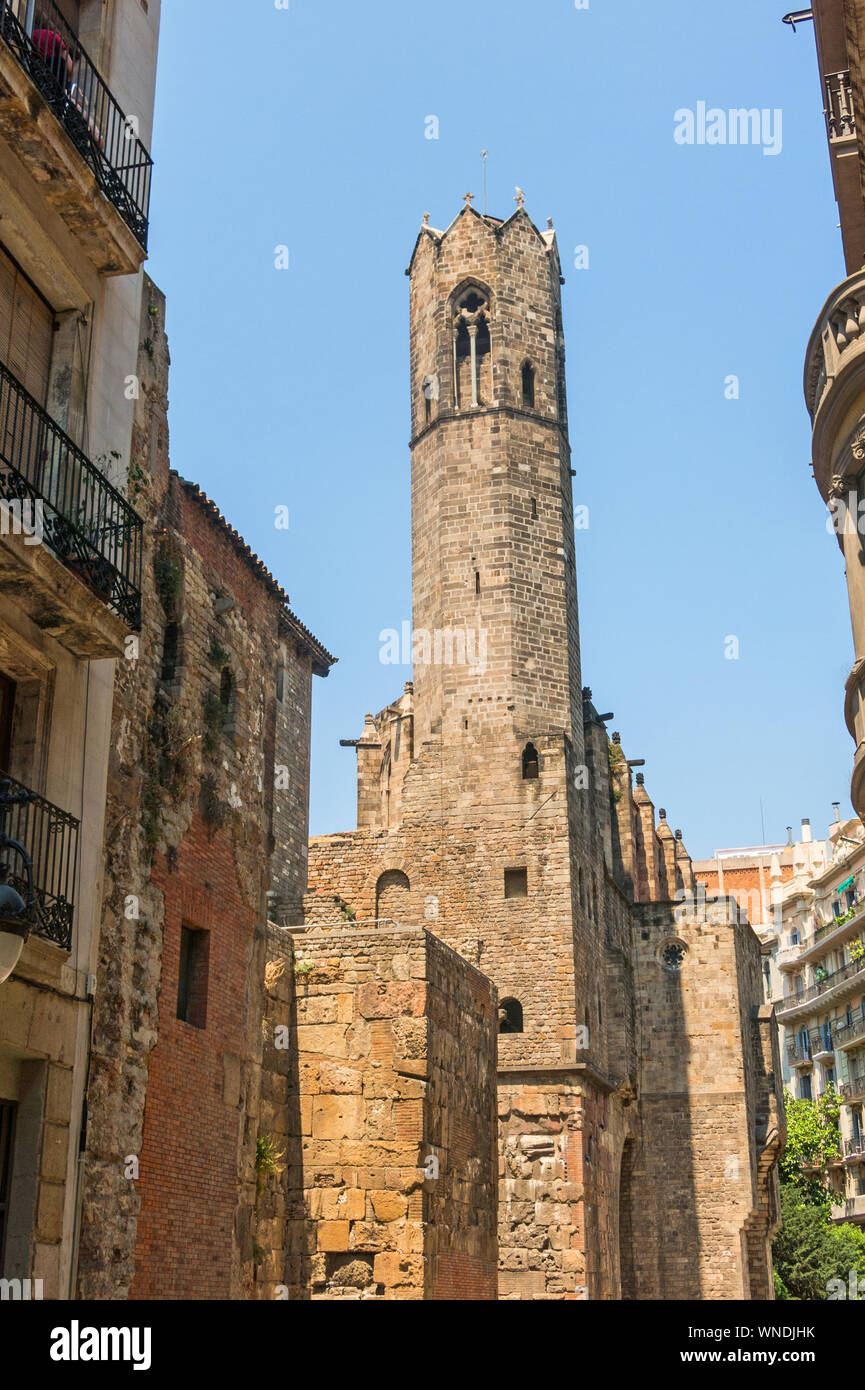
[146,0,853,859]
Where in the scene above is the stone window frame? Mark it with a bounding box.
[658,937,689,973]
[448,277,494,411]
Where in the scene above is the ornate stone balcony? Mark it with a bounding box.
[804,268,865,491]
[0,0,151,275]
[805,269,865,820]
[824,70,856,145]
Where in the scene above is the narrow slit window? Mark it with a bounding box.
[475,571,480,595]
[177,926,210,1029]
[161,622,179,683]
[521,361,536,408]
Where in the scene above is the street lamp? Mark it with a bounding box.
[0,779,36,985]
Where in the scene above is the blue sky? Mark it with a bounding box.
[147,0,851,859]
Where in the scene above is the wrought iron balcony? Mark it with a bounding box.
[777,954,865,1014]
[843,1135,865,1159]
[835,1005,865,1049]
[0,359,142,628]
[812,899,864,948]
[0,0,152,247]
[0,772,77,950]
[841,1067,865,1102]
[786,1036,812,1065]
[825,70,856,143]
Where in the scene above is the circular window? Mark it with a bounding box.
[659,939,688,972]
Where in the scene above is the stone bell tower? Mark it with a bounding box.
[306,196,784,1301]
[407,194,584,768]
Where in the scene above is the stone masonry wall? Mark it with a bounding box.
[628,899,784,1299]
[279,923,497,1300]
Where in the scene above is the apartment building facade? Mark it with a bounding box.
[774,817,865,1224]
[0,0,160,1297]
[694,819,831,1007]
[799,0,865,822]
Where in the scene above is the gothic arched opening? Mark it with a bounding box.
[522,742,540,779]
[451,282,492,408]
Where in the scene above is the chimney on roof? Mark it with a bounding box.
[786,826,793,847]
[833,802,841,823]
[801,817,812,844]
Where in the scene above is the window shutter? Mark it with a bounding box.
[0,245,53,406]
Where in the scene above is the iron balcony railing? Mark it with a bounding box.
[0,772,78,950]
[0,359,142,628]
[786,1036,812,1065]
[843,1135,865,1159]
[0,0,151,247]
[835,1005,865,1049]
[825,69,856,142]
[779,954,865,1010]
[840,1063,865,1102]
[812,899,864,947]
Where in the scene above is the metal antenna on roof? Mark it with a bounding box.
[482,150,487,216]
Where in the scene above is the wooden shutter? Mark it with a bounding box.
[0,244,53,405]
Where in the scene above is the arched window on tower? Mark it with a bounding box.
[522,742,539,780]
[452,285,491,408]
[521,361,536,409]
[498,998,523,1034]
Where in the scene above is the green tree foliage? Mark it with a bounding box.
[779,1087,841,1208]
[773,1186,865,1300]
[773,1087,865,1299]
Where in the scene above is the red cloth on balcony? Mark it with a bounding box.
[31,29,67,61]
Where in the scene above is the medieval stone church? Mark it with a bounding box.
[298,197,784,1300]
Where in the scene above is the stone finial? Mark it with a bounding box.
[404,680,414,695]
[582,686,592,700]
[612,731,621,745]
[463,191,475,208]
[547,217,554,229]
[675,829,683,841]
[514,187,526,209]
[659,808,667,820]
[636,773,644,787]
[422,211,430,226]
